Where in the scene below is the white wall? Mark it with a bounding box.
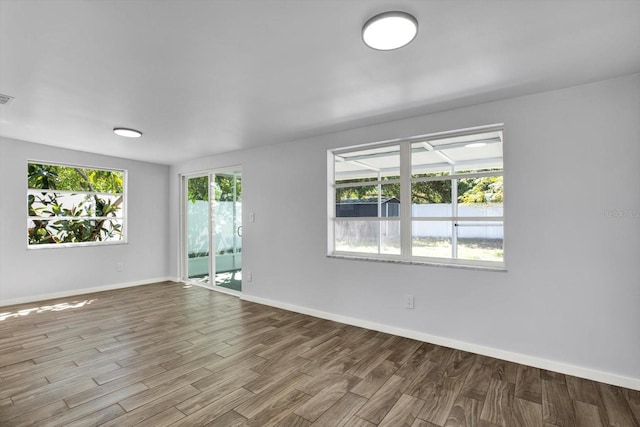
[0,137,171,304]
[169,74,640,387]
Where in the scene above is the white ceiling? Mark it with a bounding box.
[1,0,639,165]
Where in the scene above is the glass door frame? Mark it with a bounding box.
[181,171,213,289]
[212,168,242,291]
[180,166,242,295]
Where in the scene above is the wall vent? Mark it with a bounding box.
[0,94,14,105]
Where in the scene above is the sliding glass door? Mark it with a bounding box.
[183,167,242,292]
[212,171,242,291]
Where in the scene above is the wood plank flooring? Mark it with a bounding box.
[0,281,638,426]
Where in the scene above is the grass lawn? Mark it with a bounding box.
[336,237,503,262]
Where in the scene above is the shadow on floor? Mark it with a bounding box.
[215,269,242,291]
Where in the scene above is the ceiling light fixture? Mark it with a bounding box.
[113,127,142,138]
[362,11,418,50]
[465,142,488,148]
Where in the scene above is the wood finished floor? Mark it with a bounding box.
[1,282,638,427]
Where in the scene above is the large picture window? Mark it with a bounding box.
[27,162,126,247]
[330,126,504,269]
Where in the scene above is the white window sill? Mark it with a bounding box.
[327,254,507,272]
[27,240,128,250]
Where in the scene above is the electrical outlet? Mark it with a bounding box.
[246,272,252,282]
[404,294,414,309]
[116,262,124,272]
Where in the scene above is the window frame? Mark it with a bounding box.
[328,125,505,270]
[26,160,128,249]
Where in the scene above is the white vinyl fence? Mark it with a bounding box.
[411,204,503,239]
[335,204,503,241]
[187,200,242,255]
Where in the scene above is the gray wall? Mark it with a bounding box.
[170,74,640,384]
[0,137,171,303]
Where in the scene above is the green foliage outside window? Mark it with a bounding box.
[187,175,241,203]
[28,163,125,245]
[336,173,503,205]
[458,176,503,203]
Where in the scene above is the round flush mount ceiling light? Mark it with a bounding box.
[113,127,142,138]
[362,11,418,50]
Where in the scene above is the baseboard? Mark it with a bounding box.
[0,277,176,307]
[240,293,640,391]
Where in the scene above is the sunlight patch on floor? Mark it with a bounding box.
[0,299,95,321]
